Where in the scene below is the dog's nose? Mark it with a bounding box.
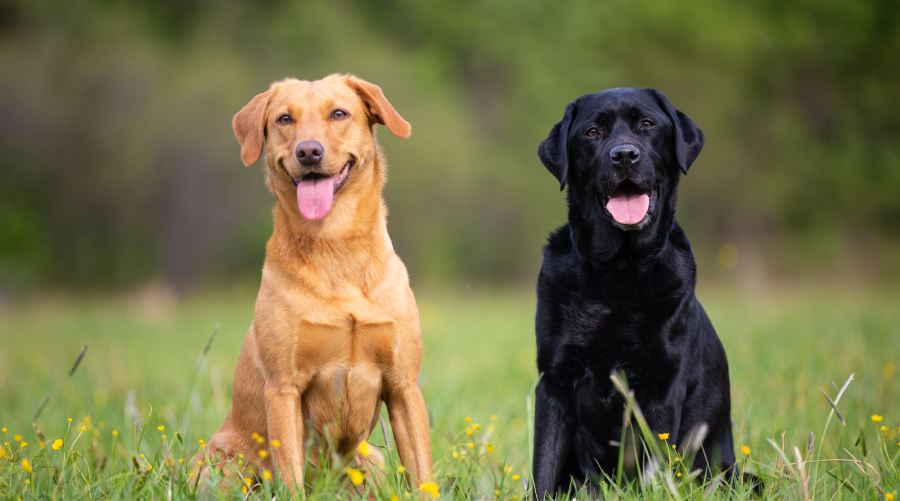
[609,143,640,166]
[296,140,324,166]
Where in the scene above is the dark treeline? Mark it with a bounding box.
[1,0,898,292]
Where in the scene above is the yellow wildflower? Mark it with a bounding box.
[19,441,27,449]
[178,458,184,464]
[52,439,64,451]
[466,441,474,449]
[346,467,365,486]
[451,450,459,459]
[658,433,670,440]
[512,473,521,481]
[258,449,268,459]
[0,448,5,459]
[112,430,119,438]
[741,445,751,456]
[21,458,32,473]
[67,417,73,423]
[881,425,888,433]
[418,481,440,498]
[358,441,371,457]
[676,471,682,478]
[198,439,206,448]
[465,427,473,436]
[79,425,87,433]
[872,414,884,423]
[270,439,281,448]
[504,465,513,474]
[13,434,22,442]
[486,442,495,454]
[390,496,400,501]
[157,425,165,432]
[887,492,896,501]
[472,423,481,431]
[397,465,406,474]
[241,486,248,494]
[464,416,472,423]
[0,427,5,433]
[490,414,498,421]
[243,477,252,487]
[263,469,273,481]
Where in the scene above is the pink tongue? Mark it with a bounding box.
[296,176,335,220]
[606,193,650,225]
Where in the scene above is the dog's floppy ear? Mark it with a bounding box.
[345,75,411,139]
[233,88,273,167]
[538,101,577,190]
[650,89,704,174]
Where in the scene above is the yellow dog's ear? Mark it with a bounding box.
[346,75,411,138]
[232,89,273,166]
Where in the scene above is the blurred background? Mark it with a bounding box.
[2,0,899,296]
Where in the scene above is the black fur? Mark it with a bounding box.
[532,88,736,498]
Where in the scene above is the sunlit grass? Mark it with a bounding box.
[0,287,898,498]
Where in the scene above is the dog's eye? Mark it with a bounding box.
[276,114,294,125]
[584,127,600,138]
[639,119,656,130]
[330,109,350,120]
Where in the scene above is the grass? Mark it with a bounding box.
[0,285,898,499]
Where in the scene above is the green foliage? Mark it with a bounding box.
[0,0,899,290]
[0,289,898,498]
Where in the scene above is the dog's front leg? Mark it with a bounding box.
[264,379,306,488]
[385,380,433,485]
[532,378,575,500]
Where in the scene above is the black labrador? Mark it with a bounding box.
[532,88,736,497]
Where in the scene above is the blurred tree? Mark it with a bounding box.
[0,0,898,293]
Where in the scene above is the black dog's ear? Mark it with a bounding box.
[538,101,577,190]
[650,89,704,174]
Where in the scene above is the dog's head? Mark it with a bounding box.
[233,74,410,221]
[539,88,703,247]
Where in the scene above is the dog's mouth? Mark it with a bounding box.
[288,157,355,221]
[604,180,658,230]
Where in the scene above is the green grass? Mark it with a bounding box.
[0,286,898,499]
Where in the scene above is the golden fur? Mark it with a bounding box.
[206,74,432,490]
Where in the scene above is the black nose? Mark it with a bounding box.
[296,140,324,166]
[609,143,640,166]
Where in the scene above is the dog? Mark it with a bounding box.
[531,88,736,497]
[205,74,432,490]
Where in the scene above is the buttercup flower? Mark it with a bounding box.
[258,449,268,458]
[418,481,440,498]
[21,458,32,473]
[871,414,884,423]
[741,445,751,456]
[157,425,165,432]
[358,441,371,457]
[52,439,64,451]
[263,469,273,481]
[270,439,281,448]
[658,433,670,440]
[346,467,365,486]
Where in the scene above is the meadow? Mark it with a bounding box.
[0,286,898,499]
